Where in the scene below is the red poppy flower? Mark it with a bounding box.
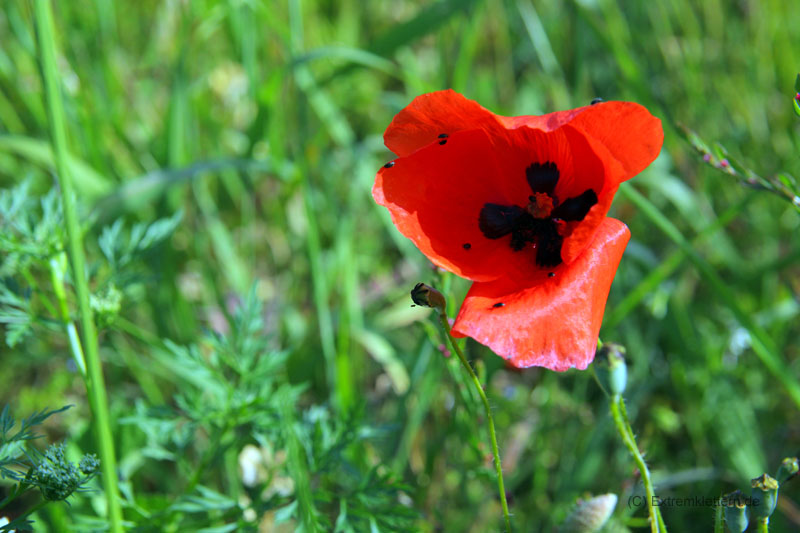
[373,90,663,371]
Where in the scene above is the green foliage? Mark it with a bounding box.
[112,287,418,531]
[0,284,33,347]
[98,211,183,271]
[0,405,70,479]
[0,405,98,531]
[0,182,64,274]
[1,0,800,531]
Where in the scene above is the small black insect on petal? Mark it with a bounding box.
[383,161,395,168]
[551,189,598,222]
[492,302,505,308]
[548,272,555,277]
[438,133,449,138]
[462,243,471,250]
[591,97,603,105]
[526,162,559,196]
[439,139,448,145]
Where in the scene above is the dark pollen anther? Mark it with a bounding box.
[591,97,603,105]
[462,243,471,250]
[477,161,599,269]
[492,302,505,308]
[479,204,525,239]
[526,162,559,196]
[383,161,395,168]
[550,189,598,222]
[439,139,447,145]
[438,133,449,138]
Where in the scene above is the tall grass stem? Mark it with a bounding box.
[34,1,123,530]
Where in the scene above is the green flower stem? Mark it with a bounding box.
[436,313,511,532]
[610,394,664,533]
[619,398,668,533]
[34,1,123,531]
[757,518,769,533]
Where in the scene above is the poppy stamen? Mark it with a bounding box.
[526,161,559,196]
[479,161,578,267]
[551,189,598,222]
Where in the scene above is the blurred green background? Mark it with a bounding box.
[1,0,799,531]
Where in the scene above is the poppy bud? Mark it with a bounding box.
[410,282,446,312]
[776,457,799,485]
[559,493,617,533]
[750,473,779,521]
[723,490,749,533]
[593,343,627,396]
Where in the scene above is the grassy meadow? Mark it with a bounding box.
[1,0,799,531]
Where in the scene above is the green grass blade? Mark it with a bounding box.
[621,185,800,409]
[33,1,123,530]
[0,135,111,198]
[606,195,749,328]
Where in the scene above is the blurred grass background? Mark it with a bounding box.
[1,0,799,531]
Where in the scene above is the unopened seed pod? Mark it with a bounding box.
[410,282,446,312]
[750,473,779,521]
[594,343,627,396]
[776,457,798,485]
[560,493,618,533]
[723,490,749,533]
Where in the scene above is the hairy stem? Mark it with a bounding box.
[34,1,123,530]
[437,313,511,532]
[610,394,664,533]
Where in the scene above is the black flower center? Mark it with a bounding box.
[478,162,598,267]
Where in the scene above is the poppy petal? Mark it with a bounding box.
[385,92,663,184]
[374,128,546,282]
[509,101,663,182]
[568,101,663,182]
[451,218,630,371]
[384,90,506,157]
